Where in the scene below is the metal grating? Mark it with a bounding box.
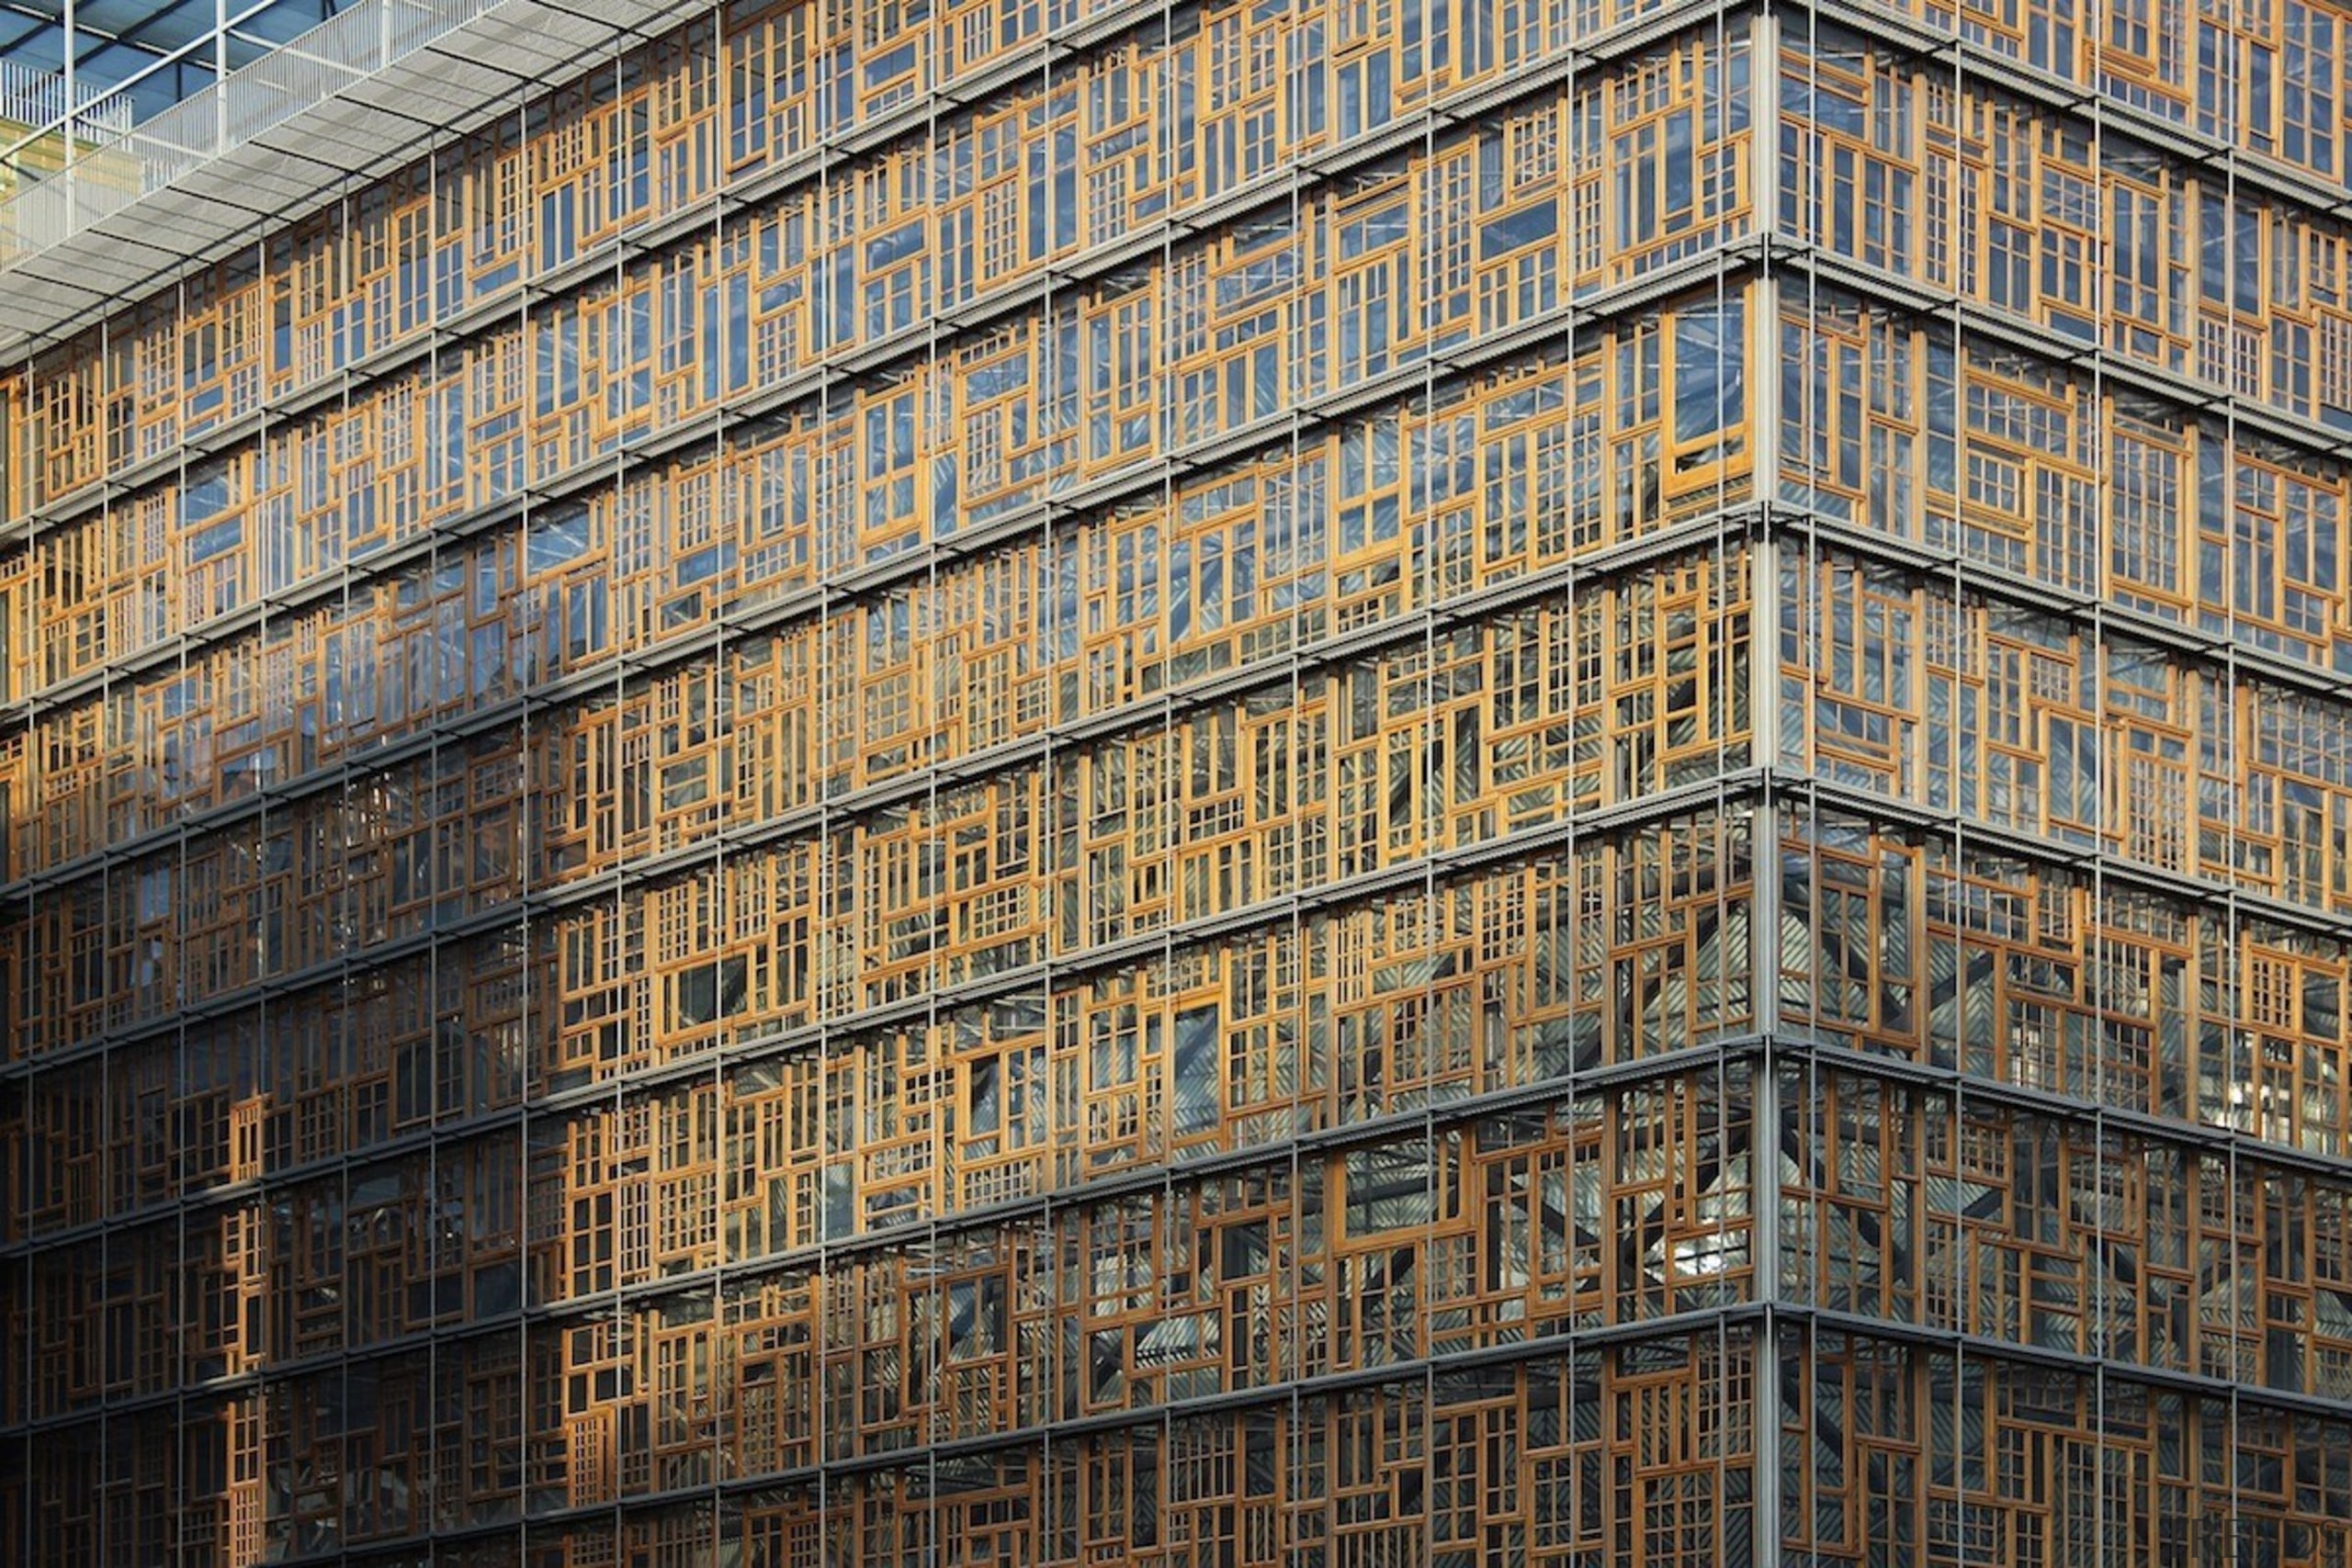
[0,0,346,130]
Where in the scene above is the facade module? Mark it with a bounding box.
[4,0,2352,1564]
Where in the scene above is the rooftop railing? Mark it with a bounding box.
[0,58,133,145]
[0,0,498,269]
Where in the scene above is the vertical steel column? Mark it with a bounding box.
[60,0,74,227]
[1746,6,1783,1561]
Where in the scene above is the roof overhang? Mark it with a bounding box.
[0,0,682,361]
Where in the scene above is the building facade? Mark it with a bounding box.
[4,0,2352,1563]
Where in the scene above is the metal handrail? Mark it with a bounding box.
[0,0,498,269]
[0,57,132,143]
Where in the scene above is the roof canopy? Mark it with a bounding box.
[0,0,345,130]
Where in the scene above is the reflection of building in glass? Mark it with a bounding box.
[5,0,2352,1562]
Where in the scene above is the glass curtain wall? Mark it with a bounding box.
[0,0,2347,1564]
